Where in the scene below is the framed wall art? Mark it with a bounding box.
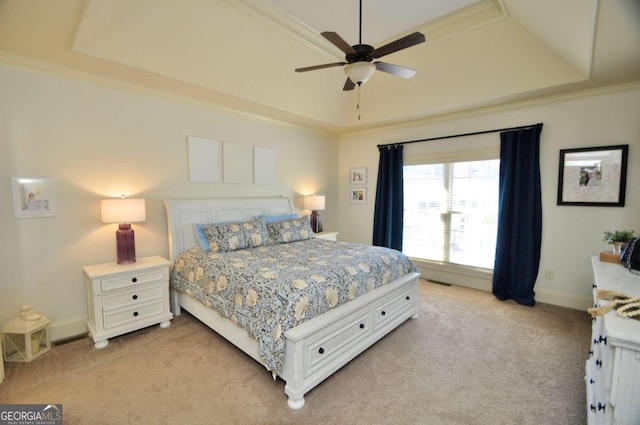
[557,144,628,207]
[350,188,367,204]
[350,167,367,185]
[11,177,57,218]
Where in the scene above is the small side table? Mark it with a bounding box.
[315,231,339,241]
[83,256,173,349]
[2,307,51,363]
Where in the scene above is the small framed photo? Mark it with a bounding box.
[350,167,367,185]
[11,177,57,218]
[557,145,628,207]
[350,188,367,204]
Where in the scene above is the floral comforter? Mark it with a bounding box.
[170,238,417,374]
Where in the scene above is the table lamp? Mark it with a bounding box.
[101,197,146,264]
[304,195,325,233]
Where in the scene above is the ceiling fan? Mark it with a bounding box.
[295,0,426,91]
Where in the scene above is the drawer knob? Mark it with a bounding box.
[132,294,138,300]
[595,359,602,367]
[359,323,365,329]
[590,404,596,412]
[133,311,139,317]
[405,296,410,300]
[318,347,325,354]
[597,403,606,412]
[131,277,138,283]
[599,336,607,345]
[381,311,386,316]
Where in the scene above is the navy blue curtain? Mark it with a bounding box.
[492,124,543,306]
[373,145,404,250]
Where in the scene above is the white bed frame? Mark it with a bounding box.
[164,197,421,409]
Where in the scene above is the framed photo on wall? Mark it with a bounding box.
[11,177,57,218]
[557,144,628,207]
[350,167,367,185]
[350,188,367,204]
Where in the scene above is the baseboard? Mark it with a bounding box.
[534,290,592,311]
[414,261,591,311]
[50,316,89,342]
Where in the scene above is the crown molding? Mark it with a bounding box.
[223,0,343,61]
[414,0,505,44]
[225,0,506,60]
[339,81,640,137]
[0,52,343,135]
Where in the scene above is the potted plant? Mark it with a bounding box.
[603,230,635,254]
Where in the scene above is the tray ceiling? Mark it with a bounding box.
[1,0,639,133]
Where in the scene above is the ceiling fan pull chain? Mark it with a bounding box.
[357,84,361,120]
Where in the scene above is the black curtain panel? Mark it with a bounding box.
[492,124,543,306]
[373,145,404,250]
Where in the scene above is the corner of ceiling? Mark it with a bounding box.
[412,0,506,45]
[500,0,599,80]
[223,0,343,61]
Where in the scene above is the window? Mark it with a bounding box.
[403,159,499,269]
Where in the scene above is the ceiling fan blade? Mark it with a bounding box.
[322,32,357,55]
[374,62,417,79]
[343,77,356,91]
[295,62,347,73]
[373,32,426,59]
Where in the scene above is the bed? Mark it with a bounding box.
[164,197,421,409]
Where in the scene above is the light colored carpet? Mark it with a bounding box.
[0,280,590,424]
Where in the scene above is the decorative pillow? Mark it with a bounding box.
[267,215,315,244]
[256,213,299,224]
[193,220,235,251]
[202,217,270,252]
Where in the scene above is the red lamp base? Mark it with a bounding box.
[116,224,136,265]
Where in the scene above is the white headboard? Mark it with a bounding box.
[164,197,294,261]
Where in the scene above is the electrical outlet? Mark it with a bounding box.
[544,270,555,280]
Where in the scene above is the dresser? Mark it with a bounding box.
[83,256,173,349]
[586,256,640,425]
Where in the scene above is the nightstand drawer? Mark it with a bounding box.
[102,284,164,312]
[101,269,165,293]
[103,301,165,330]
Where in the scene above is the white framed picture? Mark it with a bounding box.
[350,167,367,185]
[11,177,57,218]
[350,188,367,204]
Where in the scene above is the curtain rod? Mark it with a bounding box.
[377,123,543,148]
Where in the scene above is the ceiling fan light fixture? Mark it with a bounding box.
[344,62,376,85]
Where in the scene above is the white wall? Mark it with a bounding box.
[0,64,339,339]
[338,85,640,310]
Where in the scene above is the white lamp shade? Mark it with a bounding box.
[304,195,325,211]
[344,62,376,85]
[101,198,146,223]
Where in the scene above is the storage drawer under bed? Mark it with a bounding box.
[304,312,372,378]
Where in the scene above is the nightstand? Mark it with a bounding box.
[83,256,173,349]
[315,231,338,241]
